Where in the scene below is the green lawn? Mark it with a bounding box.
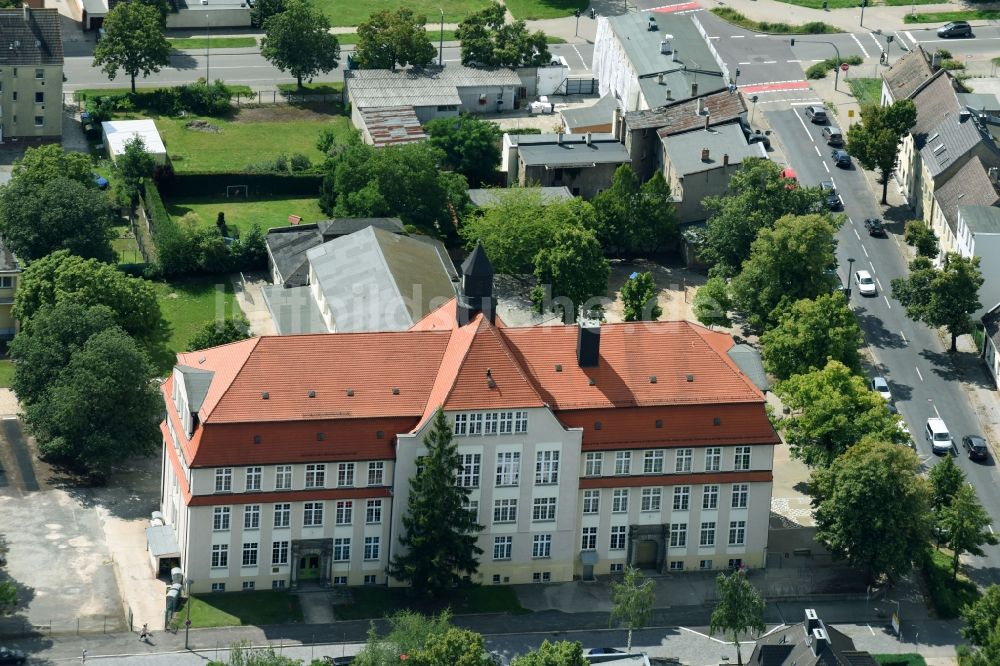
[772,0,859,9]
[165,195,326,237]
[922,547,981,619]
[882,0,941,6]
[904,9,1000,23]
[335,585,529,620]
[0,361,14,389]
[503,0,586,20]
[316,0,490,26]
[111,225,144,265]
[177,591,302,628]
[336,30,457,46]
[168,36,257,50]
[848,77,881,107]
[152,277,240,373]
[73,84,254,102]
[874,655,927,666]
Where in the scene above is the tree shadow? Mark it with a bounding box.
[855,308,907,349]
[919,348,995,389]
[166,52,199,71]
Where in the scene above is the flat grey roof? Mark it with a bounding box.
[468,186,574,207]
[959,205,1000,233]
[261,284,327,335]
[517,134,631,167]
[662,123,765,175]
[561,94,619,130]
[728,343,768,392]
[606,12,722,79]
[145,525,180,558]
[345,65,521,109]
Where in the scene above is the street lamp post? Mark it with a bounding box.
[184,578,194,649]
[846,257,856,299]
[206,15,211,82]
[574,9,580,37]
[750,94,758,123]
[860,0,867,26]
[438,9,444,67]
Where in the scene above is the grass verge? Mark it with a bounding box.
[922,547,980,619]
[904,9,1000,23]
[883,0,941,6]
[874,655,927,666]
[168,37,257,50]
[151,277,240,373]
[178,591,302,628]
[847,77,881,107]
[73,84,254,102]
[336,29,564,45]
[771,0,858,8]
[503,0,586,20]
[806,54,863,78]
[0,360,14,389]
[165,195,326,237]
[335,585,529,620]
[315,0,489,26]
[276,82,344,95]
[112,225,143,265]
[710,7,838,33]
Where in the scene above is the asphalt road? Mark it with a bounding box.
[769,103,1000,587]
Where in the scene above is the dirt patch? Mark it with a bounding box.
[233,104,341,124]
[602,259,707,324]
[185,120,221,133]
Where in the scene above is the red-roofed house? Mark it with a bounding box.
[159,244,778,593]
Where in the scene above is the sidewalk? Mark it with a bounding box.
[712,0,964,33]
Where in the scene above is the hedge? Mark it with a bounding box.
[141,182,189,276]
[156,172,322,198]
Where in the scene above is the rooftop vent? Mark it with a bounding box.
[346,388,354,396]
[486,368,493,378]
[487,378,497,389]
[261,391,269,400]
[577,319,601,368]
[253,435,262,444]
[391,387,400,395]
[701,148,710,162]
[686,374,694,382]
[804,609,820,632]
[308,390,316,398]
[713,417,721,426]
[198,355,206,364]
[655,419,663,428]
[960,108,973,122]
[594,421,602,430]
[650,375,657,384]
[660,37,672,54]
[555,364,563,372]
[810,628,830,656]
[588,378,596,386]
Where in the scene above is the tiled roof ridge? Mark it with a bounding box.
[687,323,764,398]
[180,336,261,422]
[471,317,545,406]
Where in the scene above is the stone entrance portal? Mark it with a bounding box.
[628,524,667,572]
[290,538,333,589]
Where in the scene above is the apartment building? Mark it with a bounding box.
[0,7,63,143]
[158,246,779,593]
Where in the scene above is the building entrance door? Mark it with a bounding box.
[636,540,658,568]
[298,554,320,580]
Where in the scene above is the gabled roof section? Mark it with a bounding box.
[919,112,995,178]
[881,45,933,102]
[911,71,960,146]
[933,155,999,231]
[176,365,215,413]
[0,8,62,66]
[627,89,747,132]
[175,337,261,422]
[409,298,460,331]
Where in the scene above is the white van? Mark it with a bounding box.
[925,417,953,454]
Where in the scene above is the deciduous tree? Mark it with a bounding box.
[388,409,483,597]
[92,2,170,93]
[591,166,679,257]
[620,271,661,322]
[904,220,939,259]
[610,566,655,652]
[11,144,93,188]
[760,293,862,380]
[186,317,251,351]
[410,627,494,666]
[250,0,285,27]
[424,114,502,186]
[355,8,437,70]
[262,0,340,89]
[961,584,1000,646]
[811,439,932,583]
[511,641,589,666]
[693,276,732,328]
[709,570,765,666]
[929,454,965,513]
[114,136,156,208]
[531,226,610,322]
[846,100,917,204]
[456,2,550,69]
[940,484,998,579]
[892,252,983,352]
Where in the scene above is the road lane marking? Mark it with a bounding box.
[787,59,801,63]
[762,60,777,64]
[894,31,910,48]
[870,261,876,271]
[863,245,869,257]
[738,61,751,65]
[814,145,821,156]
[755,34,768,38]
[906,30,916,43]
[785,100,824,106]
[732,35,745,38]
[933,403,940,418]
[869,32,883,51]
[901,331,907,344]
[572,45,589,70]
[851,33,870,58]
[868,625,875,635]
[854,229,861,240]
[884,296,891,308]
[916,366,923,381]
[795,109,813,140]
[823,162,830,173]
[874,275,881,289]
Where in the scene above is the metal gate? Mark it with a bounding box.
[562,77,597,95]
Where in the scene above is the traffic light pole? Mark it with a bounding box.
[790,38,842,91]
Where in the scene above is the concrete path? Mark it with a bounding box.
[296,591,336,625]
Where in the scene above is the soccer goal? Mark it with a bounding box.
[226,185,248,198]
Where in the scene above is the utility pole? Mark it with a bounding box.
[206,15,211,82]
[439,9,445,66]
[574,8,580,37]
[184,578,194,650]
[860,0,867,26]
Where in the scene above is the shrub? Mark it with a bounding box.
[921,547,981,619]
[178,79,233,116]
[289,153,311,172]
[941,59,965,71]
[84,96,116,124]
[806,63,828,79]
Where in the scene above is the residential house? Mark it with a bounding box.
[502,132,631,199]
[926,156,1000,261]
[954,205,1000,321]
[660,123,766,223]
[0,7,62,143]
[982,301,1000,386]
[158,245,779,592]
[880,45,933,106]
[0,240,20,339]
[467,186,574,209]
[748,609,878,666]
[896,71,959,207]
[592,11,726,113]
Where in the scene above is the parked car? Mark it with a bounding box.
[820,180,840,210]
[805,105,828,124]
[781,167,798,189]
[855,269,877,296]
[0,647,25,665]
[937,21,972,38]
[831,148,851,168]
[821,126,844,146]
[962,435,989,461]
[864,218,887,237]
[586,648,626,656]
[870,376,892,402]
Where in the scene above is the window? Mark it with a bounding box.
[333,576,348,586]
[582,490,600,514]
[499,411,513,434]
[641,488,662,512]
[610,563,624,573]
[728,558,743,569]
[469,413,483,435]
[337,463,355,487]
[367,462,384,486]
[272,540,289,565]
[454,413,468,435]
[213,506,231,531]
[673,486,690,511]
[533,572,552,583]
[734,446,752,471]
[333,538,351,561]
[700,559,713,570]
[675,448,693,473]
[242,542,258,567]
[212,583,226,592]
[366,499,383,524]
[669,561,684,571]
[496,451,520,486]
[731,484,749,509]
[584,452,602,476]
[700,521,716,547]
[242,581,255,591]
[581,526,598,550]
[364,536,380,560]
[643,450,664,474]
[34,91,43,103]
[11,92,16,101]
[0,277,12,289]
[493,498,518,523]
[211,544,228,568]
[364,575,377,585]
[610,525,627,550]
[335,500,353,525]
[705,448,722,472]
[245,466,262,491]
[34,68,43,79]
[492,575,501,585]
[463,498,479,521]
[305,464,326,488]
[729,520,746,546]
[703,485,719,510]
[272,580,286,589]
[274,465,292,490]
[614,451,631,475]
[243,505,260,530]
[532,497,556,522]
[493,536,513,560]
[535,450,559,484]
[215,468,233,492]
[485,412,498,435]
[532,534,551,558]
[669,522,687,548]
[612,489,629,513]
[273,503,290,528]
[33,115,42,127]
[515,411,528,433]
[457,454,481,487]
[303,502,324,527]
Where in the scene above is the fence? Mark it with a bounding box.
[558,78,599,96]
[0,614,126,638]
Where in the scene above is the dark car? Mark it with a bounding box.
[0,647,25,665]
[831,149,851,168]
[805,105,828,124]
[963,435,989,461]
[864,218,886,237]
[820,180,840,210]
[323,657,355,665]
[938,21,972,38]
[586,648,626,656]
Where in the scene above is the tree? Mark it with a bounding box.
[811,440,932,583]
[929,454,965,513]
[26,327,161,479]
[620,271,661,322]
[904,220,939,259]
[961,584,1000,646]
[10,144,93,189]
[760,293,863,380]
[114,136,156,208]
[388,409,482,596]
[940,484,998,579]
[892,252,983,352]
[0,581,15,616]
[511,641,589,666]
[591,166,679,257]
[410,627,494,666]
[456,2,550,69]
[424,114,502,186]
[355,8,436,71]
[92,2,170,93]
[967,625,1000,666]
[187,317,251,351]
[709,570,765,666]
[703,158,826,277]
[261,0,340,89]
[846,100,917,204]
[531,226,610,323]
[0,177,116,262]
[13,250,161,341]
[355,611,454,666]
[250,0,285,27]
[9,302,118,406]
[730,214,839,332]
[776,360,906,467]
[610,566,655,652]
[693,276,732,328]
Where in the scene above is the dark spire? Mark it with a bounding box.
[457,241,496,326]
